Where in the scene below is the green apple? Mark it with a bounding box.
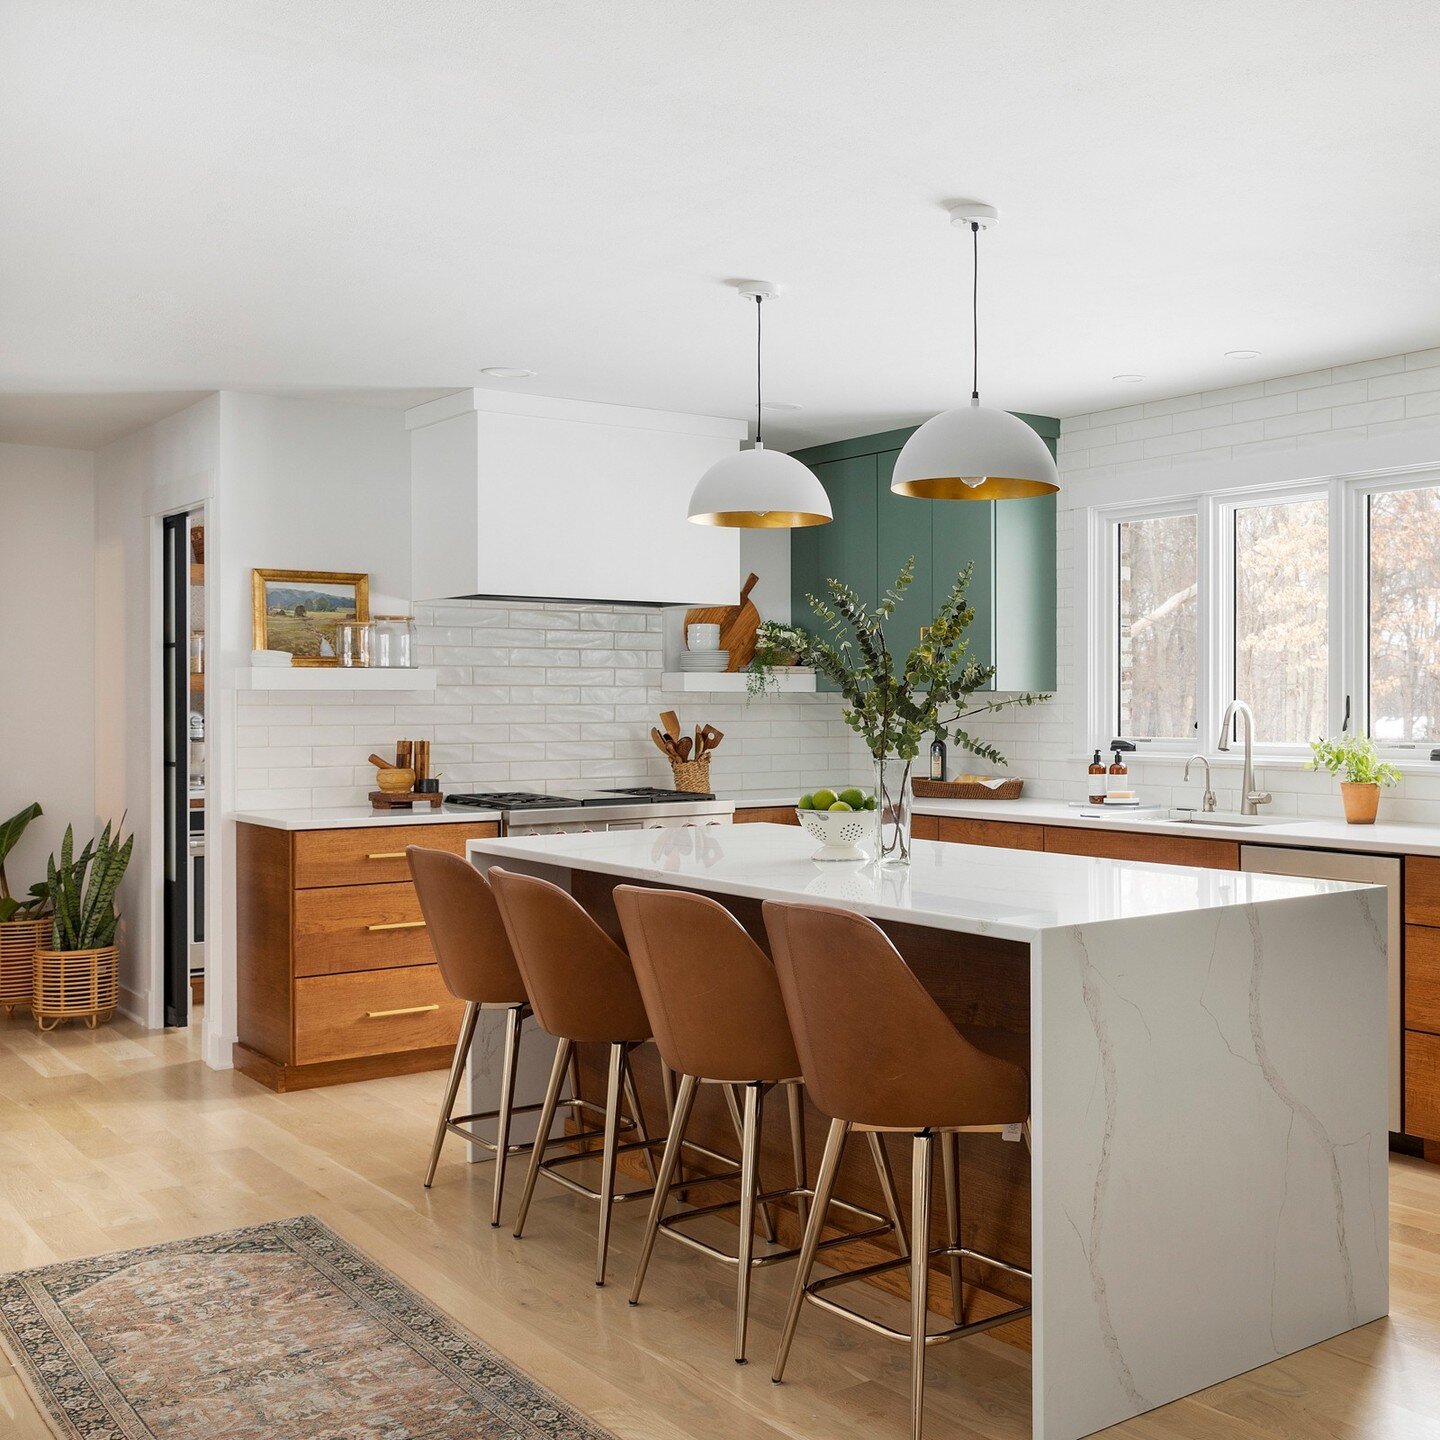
[811,788,837,810]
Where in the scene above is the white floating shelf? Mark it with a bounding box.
[661,670,816,693]
[233,666,438,691]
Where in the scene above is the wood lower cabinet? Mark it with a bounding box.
[235,820,499,1091]
[1041,825,1239,871]
[1407,1031,1440,1142]
[935,817,1044,851]
[1404,868,1440,1141]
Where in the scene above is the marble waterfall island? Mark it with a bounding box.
[465,824,1389,1440]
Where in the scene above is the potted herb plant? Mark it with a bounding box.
[750,560,1048,864]
[0,803,49,1018]
[1305,735,1400,825]
[33,819,133,1030]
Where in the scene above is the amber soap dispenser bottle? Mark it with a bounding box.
[1087,749,1107,804]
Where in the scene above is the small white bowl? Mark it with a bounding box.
[797,807,876,862]
[687,623,722,650]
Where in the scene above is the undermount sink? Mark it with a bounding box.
[1161,809,1287,828]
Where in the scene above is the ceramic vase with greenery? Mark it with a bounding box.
[0,803,49,1017]
[750,560,1049,864]
[33,819,133,1030]
[1305,735,1400,825]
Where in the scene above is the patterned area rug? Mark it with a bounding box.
[0,1214,615,1439]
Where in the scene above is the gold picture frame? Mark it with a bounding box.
[251,569,370,666]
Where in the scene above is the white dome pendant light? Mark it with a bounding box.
[891,204,1059,501]
[687,283,832,529]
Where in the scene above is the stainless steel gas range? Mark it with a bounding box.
[444,786,734,836]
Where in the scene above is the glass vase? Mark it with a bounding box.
[874,754,914,866]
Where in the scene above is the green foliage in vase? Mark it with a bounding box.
[43,819,134,952]
[1305,734,1401,788]
[0,802,47,923]
[748,559,1049,765]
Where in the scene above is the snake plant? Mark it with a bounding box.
[44,819,134,951]
[0,802,46,923]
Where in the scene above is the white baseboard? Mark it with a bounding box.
[201,1016,234,1070]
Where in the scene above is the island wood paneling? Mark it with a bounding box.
[935,817,1045,851]
[733,807,801,826]
[1407,1031,1440,1140]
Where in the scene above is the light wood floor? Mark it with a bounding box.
[1,1015,1438,1440]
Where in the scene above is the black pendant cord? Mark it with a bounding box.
[754,294,764,445]
[971,220,980,402]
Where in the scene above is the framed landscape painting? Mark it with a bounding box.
[251,569,369,665]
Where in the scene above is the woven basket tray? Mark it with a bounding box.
[911,777,1024,801]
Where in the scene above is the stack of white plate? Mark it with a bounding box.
[678,649,730,672]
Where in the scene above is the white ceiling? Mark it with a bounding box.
[4,0,1440,450]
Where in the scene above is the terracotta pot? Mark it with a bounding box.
[1340,781,1381,825]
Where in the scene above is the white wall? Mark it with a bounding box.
[0,442,96,889]
[964,346,1440,821]
[94,397,219,1024]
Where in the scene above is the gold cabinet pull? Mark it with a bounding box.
[365,1003,440,1019]
[366,919,427,932]
[367,851,407,860]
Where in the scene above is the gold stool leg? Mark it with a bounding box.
[424,1000,479,1188]
[909,1131,934,1440]
[595,1041,626,1287]
[734,1081,766,1364]
[786,1081,807,1232]
[621,1046,659,1186]
[772,1116,849,1384]
[489,1004,525,1226]
[725,1081,776,1243]
[513,1038,572,1240]
[868,1130,910,1256]
[629,1071,699,1306]
[941,1129,963,1322]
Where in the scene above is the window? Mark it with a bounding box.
[1116,514,1197,740]
[1368,484,1440,741]
[1095,470,1440,758]
[1233,496,1329,745]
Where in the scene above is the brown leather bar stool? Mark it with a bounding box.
[407,847,582,1225]
[615,885,908,1365]
[489,866,666,1287]
[764,899,1032,1440]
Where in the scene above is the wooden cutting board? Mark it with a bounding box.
[685,572,760,672]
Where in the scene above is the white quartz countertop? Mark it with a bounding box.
[234,804,503,830]
[907,794,1440,857]
[466,823,1375,944]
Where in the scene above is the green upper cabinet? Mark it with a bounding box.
[790,416,1058,694]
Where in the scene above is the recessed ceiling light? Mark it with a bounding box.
[762,401,802,411]
[1224,350,1261,361]
[1112,374,1145,384]
[480,367,535,378]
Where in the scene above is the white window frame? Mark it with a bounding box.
[1085,463,1440,763]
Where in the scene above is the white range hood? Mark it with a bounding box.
[407,389,744,606]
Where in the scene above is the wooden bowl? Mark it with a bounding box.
[375,767,417,794]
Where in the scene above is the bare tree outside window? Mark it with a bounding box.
[1117,514,1197,738]
[1369,485,1440,741]
[1234,497,1329,745]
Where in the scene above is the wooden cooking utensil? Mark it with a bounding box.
[368,753,396,770]
[650,727,674,757]
[660,710,682,741]
[676,736,693,761]
[683,572,761,672]
[699,724,724,754]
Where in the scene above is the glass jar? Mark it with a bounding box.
[334,620,369,668]
[369,615,416,668]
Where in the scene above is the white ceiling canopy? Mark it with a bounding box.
[4,1,1440,448]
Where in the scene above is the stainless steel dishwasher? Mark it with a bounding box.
[1241,844,1402,1132]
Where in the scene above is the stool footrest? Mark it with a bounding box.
[446,1094,605,1155]
[804,1242,1031,1345]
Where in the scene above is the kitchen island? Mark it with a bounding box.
[465,822,1388,1440]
